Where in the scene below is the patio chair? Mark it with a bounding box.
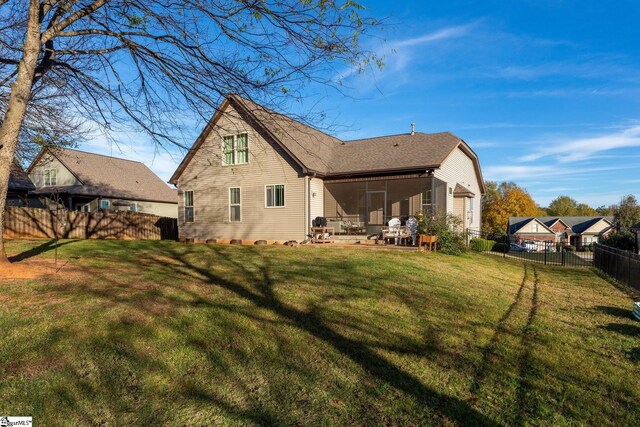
[387,217,402,245]
[406,216,418,245]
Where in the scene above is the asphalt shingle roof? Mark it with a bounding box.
[509,216,614,235]
[30,148,177,204]
[9,162,35,192]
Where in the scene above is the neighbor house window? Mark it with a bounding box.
[222,133,249,165]
[44,168,57,186]
[130,202,138,212]
[100,199,111,210]
[184,191,194,222]
[229,188,241,221]
[265,184,285,207]
[532,223,539,232]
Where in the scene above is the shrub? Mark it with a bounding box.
[563,244,576,252]
[601,232,636,251]
[470,238,496,252]
[418,211,468,255]
[492,242,509,253]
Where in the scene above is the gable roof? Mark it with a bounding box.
[509,216,614,235]
[508,217,555,235]
[453,183,475,197]
[169,94,485,193]
[8,162,36,192]
[28,148,177,204]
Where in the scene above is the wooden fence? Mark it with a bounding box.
[593,243,640,291]
[3,207,178,241]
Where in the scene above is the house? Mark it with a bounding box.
[508,216,614,248]
[7,162,36,207]
[169,94,485,243]
[27,148,178,218]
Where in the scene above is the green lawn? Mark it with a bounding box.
[1,239,638,426]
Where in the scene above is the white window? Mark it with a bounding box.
[222,133,249,165]
[100,199,111,210]
[184,191,194,222]
[229,188,241,221]
[448,187,453,195]
[44,168,57,186]
[468,197,474,225]
[422,189,433,213]
[265,184,285,207]
[532,223,539,233]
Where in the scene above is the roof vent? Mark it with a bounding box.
[411,123,415,136]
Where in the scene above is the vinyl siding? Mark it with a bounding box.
[582,219,612,235]
[453,197,465,228]
[177,103,306,241]
[309,177,324,223]
[515,219,554,235]
[434,147,482,230]
[29,155,80,188]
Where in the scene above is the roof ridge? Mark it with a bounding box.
[345,131,452,143]
[56,147,146,165]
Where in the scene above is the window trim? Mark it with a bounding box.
[100,199,111,210]
[221,132,249,166]
[130,202,138,212]
[183,190,194,223]
[468,197,474,225]
[532,222,539,233]
[265,184,286,208]
[229,187,241,222]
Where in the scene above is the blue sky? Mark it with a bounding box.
[83,0,640,208]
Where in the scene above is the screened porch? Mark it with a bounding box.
[322,176,447,236]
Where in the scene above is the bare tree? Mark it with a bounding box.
[0,0,381,263]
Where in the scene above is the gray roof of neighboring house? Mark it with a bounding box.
[509,216,614,235]
[8,162,36,192]
[170,94,484,191]
[29,148,177,204]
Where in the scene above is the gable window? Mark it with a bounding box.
[229,188,241,221]
[184,191,194,222]
[44,168,57,186]
[266,184,285,208]
[222,133,249,165]
[532,223,539,233]
[100,199,111,210]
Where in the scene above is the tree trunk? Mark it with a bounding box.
[0,0,42,264]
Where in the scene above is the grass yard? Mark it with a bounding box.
[0,239,639,426]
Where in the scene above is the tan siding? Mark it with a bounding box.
[516,219,554,235]
[310,177,324,223]
[454,197,465,228]
[29,155,80,188]
[177,103,306,241]
[434,147,482,230]
[583,218,612,234]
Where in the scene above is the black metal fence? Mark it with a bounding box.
[466,229,593,267]
[593,243,640,291]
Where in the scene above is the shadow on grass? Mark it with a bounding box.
[8,239,78,262]
[594,305,636,320]
[600,323,640,337]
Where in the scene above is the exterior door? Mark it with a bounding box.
[367,191,386,225]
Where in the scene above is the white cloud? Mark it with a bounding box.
[518,125,640,163]
[484,164,635,181]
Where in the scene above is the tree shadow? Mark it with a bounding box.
[8,239,78,262]
[599,323,640,337]
[593,305,636,320]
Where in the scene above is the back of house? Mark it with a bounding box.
[170,94,485,243]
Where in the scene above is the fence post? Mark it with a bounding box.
[629,251,632,287]
[544,246,547,265]
[561,249,565,266]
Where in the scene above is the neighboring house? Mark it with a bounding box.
[7,162,36,207]
[27,148,178,218]
[508,216,614,248]
[169,94,485,242]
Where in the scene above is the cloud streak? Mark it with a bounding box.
[518,125,640,163]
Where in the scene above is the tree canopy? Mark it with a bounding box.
[482,181,542,234]
[546,195,597,216]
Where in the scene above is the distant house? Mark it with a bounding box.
[7,162,36,207]
[169,94,485,243]
[27,148,178,218]
[508,216,614,248]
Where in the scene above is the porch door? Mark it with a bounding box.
[367,191,386,225]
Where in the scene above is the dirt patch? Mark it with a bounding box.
[0,260,83,280]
